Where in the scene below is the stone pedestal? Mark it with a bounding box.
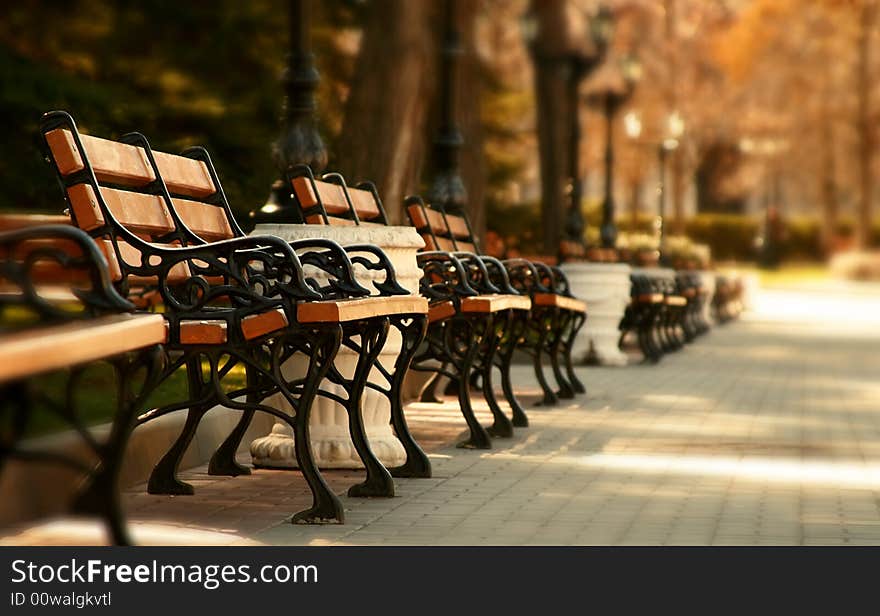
[695,270,716,325]
[248,224,424,469]
[560,262,632,366]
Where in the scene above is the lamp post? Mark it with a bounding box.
[523,5,613,254]
[564,6,613,250]
[657,110,685,264]
[739,136,788,268]
[428,0,467,213]
[596,55,641,250]
[250,0,327,225]
[623,110,643,230]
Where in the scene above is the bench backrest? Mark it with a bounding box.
[405,197,479,254]
[40,111,238,286]
[288,167,388,226]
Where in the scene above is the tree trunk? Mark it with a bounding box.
[457,1,487,241]
[857,0,877,248]
[335,0,436,223]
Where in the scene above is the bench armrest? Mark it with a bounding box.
[0,224,133,324]
[450,251,502,295]
[416,251,477,302]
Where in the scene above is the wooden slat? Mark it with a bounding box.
[297,295,428,324]
[0,313,166,384]
[179,320,228,345]
[665,295,688,307]
[172,198,235,241]
[346,186,382,221]
[291,177,349,216]
[407,204,449,235]
[636,293,665,304]
[241,308,288,340]
[153,151,216,198]
[46,129,218,200]
[45,129,155,187]
[461,294,531,313]
[456,241,477,253]
[0,214,72,232]
[66,183,175,236]
[444,214,471,240]
[428,300,456,323]
[533,293,587,313]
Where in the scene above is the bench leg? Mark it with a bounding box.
[278,326,346,524]
[482,312,514,439]
[70,346,164,545]
[341,318,396,498]
[549,309,575,400]
[497,315,528,428]
[532,317,558,406]
[207,365,258,478]
[419,370,445,403]
[147,356,213,496]
[387,315,431,479]
[563,311,587,394]
[449,317,492,449]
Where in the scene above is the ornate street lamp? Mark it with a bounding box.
[657,110,685,264]
[596,54,642,250]
[428,0,467,213]
[250,0,327,225]
[564,6,614,250]
[522,5,614,256]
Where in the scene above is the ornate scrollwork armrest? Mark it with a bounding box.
[416,251,477,303]
[0,224,132,325]
[450,251,502,295]
[285,238,373,299]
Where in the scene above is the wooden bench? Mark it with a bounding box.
[405,196,588,408]
[713,274,744,323]
[39,110,426,523]
[0,221,166,544]
[285,166,534,449]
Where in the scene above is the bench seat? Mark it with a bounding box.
[461,294,531,313]
[533,293,586,313]
[296,295,428,324]
[0,313,166,383]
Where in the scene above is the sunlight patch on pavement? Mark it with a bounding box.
[579,452,880,490]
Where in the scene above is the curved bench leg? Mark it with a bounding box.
[72,346,165,545]
[419,370,445,403]
[483,313,514,439]
[549,309,575,399]
[450,317,492,449]
[563,311,587,394]
[208,365,258,477]
[387,315,431,479]
[498,316,529,428]
[282,326,345,524]
[532,317,558,406]
[343,318,395,498]
[147,356,211,496]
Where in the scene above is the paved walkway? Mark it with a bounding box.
[7,279,880,545]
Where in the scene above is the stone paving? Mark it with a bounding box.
[5,279,880,545]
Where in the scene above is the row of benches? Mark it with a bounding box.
[0,111,587,543]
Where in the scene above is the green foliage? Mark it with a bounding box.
[685,214,760,261]
[0,0,360,221]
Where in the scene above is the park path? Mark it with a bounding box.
[6,277,880,545]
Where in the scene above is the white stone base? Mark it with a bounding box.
[695,270,716,325]
[560,262,632,367]
[248,224,424,470]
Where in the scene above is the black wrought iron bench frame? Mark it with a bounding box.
[0,222,166,545]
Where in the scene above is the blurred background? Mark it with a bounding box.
[2,0,879,275]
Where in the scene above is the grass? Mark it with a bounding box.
[735,263,831,287]
[20,362,247,438]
